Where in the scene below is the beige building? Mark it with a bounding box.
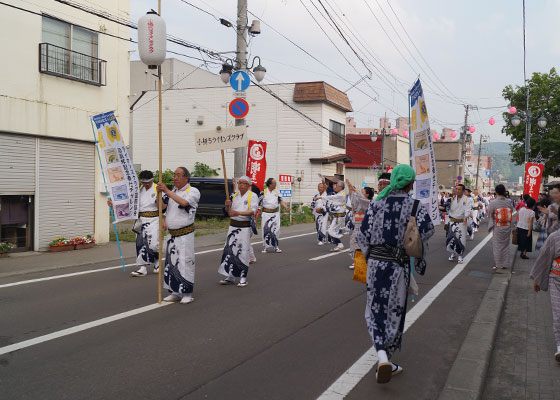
[434,142,462,189]
[0,1,130,250]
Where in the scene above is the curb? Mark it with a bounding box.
[438,245,517,400]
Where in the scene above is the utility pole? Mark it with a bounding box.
[233,0,248,178]
[474,134,487,189]
[459,105,470,180]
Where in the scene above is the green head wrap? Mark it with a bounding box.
[376,164,416,200]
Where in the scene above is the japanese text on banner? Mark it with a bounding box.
[245,140,267,191]
[410,79,440,225]
[523,163,544,200]
[92,111,139,223]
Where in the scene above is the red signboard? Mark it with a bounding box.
[523,162,544,200]
[245,140,267,190]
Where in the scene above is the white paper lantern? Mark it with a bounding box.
[138,11,166,68]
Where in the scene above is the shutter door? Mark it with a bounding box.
[38,138,94,249]
[0,133,36,195]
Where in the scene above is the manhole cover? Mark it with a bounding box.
[468,270,492,279]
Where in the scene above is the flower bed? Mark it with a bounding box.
[49,237,74,252]
[71,235,95,250]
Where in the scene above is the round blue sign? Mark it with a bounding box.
[230,71,250,92]
[457,176,462,181]
[229,98,249,119]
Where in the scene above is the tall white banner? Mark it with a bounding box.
[92,111,139,222]
[410,79,440,225]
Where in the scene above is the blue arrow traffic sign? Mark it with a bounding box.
[230,71,250,92]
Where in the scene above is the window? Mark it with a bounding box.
[329,120,345,149]
[40,16,105,85]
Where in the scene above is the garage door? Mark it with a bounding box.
[38,138,95,249]
[0,133,36,195]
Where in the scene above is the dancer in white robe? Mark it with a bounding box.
[259,178,289,253]
[444,184,470,263]
[311,183,328,245]
[157,167,200,304]
[315,181,347,252]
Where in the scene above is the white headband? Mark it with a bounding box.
[238,176,252,184]
[141,178,154,183]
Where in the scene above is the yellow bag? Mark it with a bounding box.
[352,250,367,284]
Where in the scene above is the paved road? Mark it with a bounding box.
[0,224,495,399]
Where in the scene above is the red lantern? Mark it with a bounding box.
[509,106,517,115]
[489,117,496,125]
[391,128,398,135]
[403,131,409,138]
[433,133,439,141]
[450,131,457,138]
[469,126,476,133]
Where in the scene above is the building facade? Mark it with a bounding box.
[0,1,130,250]
[131,79,352,204]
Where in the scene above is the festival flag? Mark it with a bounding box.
[246,140,267,191]
[410,79,440,225]
[523,163,544,200]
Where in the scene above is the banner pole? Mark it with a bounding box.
[221,150,230,198]
[156,0,163,305]
[90,117,126,271]
[408,88,415,303]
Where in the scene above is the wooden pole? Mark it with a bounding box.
[157,0,163,305]
[221,149,230,198]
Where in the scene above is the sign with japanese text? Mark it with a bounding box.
[92,111,139,223]
[410,79,440,225]
[523,162,544,200]
[195,126,248,153]
[279,174,292,198]
[245,140,267,191]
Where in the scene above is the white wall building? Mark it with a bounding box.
[0,0,130,251]
[132,79,353,204]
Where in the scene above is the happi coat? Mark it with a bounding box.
[311,192,328,243]
[357,190,434,358]
[324,191,347,245]
[488,196,513,269]
[445,195,471,256]
[163,184,200,295]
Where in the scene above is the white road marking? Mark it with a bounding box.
[0,302,172,356]
[0,232,316,289]
[317,233,493,399]
[309,249,351,261]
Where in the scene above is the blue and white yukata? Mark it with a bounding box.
[445,195,470,257]
[135,185,159,270]
[323,191,347,246]
[162,184,200,296]
[345,193,354,234]
[311,192,328,244]
[219,190,258,281]
[259,188,282,251]
[357,190,434,358]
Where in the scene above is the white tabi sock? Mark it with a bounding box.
[377,350,388,364]
[239,277,247,284]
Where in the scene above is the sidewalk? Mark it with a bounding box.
[483,253,560,399]
[0,222,315,279]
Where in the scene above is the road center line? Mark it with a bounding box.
[309,249,350,261]
[317,233,493,399]
[0,232,315,289]
[0,302,172,356]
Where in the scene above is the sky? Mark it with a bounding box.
[129,0,560,143]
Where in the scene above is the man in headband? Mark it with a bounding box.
[377,172,391,196]
[219,176,258,287]
[129,170,161,277]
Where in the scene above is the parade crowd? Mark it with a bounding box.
[117,164,560,384]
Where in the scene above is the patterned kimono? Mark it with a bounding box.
[219,190,258,279]
[487,197,513,269]
[445,195,470,256]
[530,230,560,346]
[345,193,354,234]
[324,191,347,245]
[136,185,160,268]
[357,191,434,358]
[311,192,328,243]
[260,188,282,251]
[163,184,200,295]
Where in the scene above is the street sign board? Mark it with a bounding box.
[229,71,250,92]
[195,126,248,153]
[229,98,249,119]
[362,182,367,188]
[279,174,292,198]
[457,175,462,181]
[485,170,490,177]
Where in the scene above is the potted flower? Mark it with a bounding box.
[0,242,14,258]
[73,235,96,250]
[49,237,74,252]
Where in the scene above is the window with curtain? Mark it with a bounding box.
[41,16,100,83]
[329,120,346,149]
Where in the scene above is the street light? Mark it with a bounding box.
[509,111,547,162]
[511,115,521,127]
[538,116,548,128]
[219,62,233,84]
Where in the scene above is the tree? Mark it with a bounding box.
[502,68,560,176]
[152,169,174,188]
[191,162,220,177]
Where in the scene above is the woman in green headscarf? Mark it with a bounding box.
[356,164,435,384]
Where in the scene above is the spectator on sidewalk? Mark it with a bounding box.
[530,229,560,362]
[357,164,434,384]
[517,197,536,259]
[488,184,514,271]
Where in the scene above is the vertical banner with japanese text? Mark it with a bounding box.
[410,79,440,225]
[246,140,267,191]
[523,163,544,200]
[92,111,139,222]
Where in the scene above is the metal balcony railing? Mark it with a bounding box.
[39,43,106,86]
